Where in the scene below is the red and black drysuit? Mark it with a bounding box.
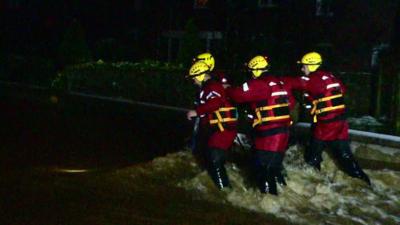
[194,79,238,189]
[283,70,370,184]
[227,75,291,194]
[212,70,229,86]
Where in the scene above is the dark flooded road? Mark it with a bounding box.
[0,85,287,225]
[0,86,190,170]
[1,84,399,225]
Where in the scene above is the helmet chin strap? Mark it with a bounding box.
[251,68,269,78]
[194,73,211,83]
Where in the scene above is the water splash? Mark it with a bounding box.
[149,145,400,225]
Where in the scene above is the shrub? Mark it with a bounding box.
[55,60,196,107]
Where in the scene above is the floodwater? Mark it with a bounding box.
[0,85,399,225]
[177,146,400,225]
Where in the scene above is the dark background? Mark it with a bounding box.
[1,0,400,133]
[1,0,399,69]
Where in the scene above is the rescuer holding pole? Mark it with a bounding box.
[186,61,238,190]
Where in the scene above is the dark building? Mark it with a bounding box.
[0,0,398,71]
[155,0,397,71]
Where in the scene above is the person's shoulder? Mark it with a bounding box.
[314,70,334,76]
[207,79,225,90]
[309,70,326,79]
[248,78,266,87]
[266,74,282,82]
[314,70,341,81]
[212,70,229,83]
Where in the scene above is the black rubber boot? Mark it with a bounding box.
[340,158,371,185]
[331,140,371,185]
[253,150,285,195]
[275,168,287,186]
[207,148,230,189]
[257,169,278,195]
[304,138,325,171]
[208,164,230,189]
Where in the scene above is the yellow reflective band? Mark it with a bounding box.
[252,120,260,127]
[218,107,236,111]
[209,118,238,124]
[312,94,343,104]
[216,111,224,131]
[315,105,345,114]
[260,115,290,122]
[208,107,238,132]
[252,115,290,127]
[311,94,344,115]
[215,111,223,121]
[256,110,262,120]
[256,103,289,112]
[218,123,224,131]
[252,104,290,127]
[252,110,262,127]
[310,104,317,116]
[312,105,345,123]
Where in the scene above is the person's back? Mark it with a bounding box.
[256,75,291,129]
[295,52,370,185]
[227,55,291,195]
[303,70,346,122]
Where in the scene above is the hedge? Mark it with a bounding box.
[53,60,196,108]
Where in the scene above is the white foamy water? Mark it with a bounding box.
[148,145,400,225]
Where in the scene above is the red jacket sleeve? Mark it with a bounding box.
[195,83,224,115]
[281,76,307,92]
[227,80,268,103]
[196,97,223,115]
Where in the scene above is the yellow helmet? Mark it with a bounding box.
[194,52,215,71]
[247,55,270,77]
[187,61,210,82]
[298,52,322,72]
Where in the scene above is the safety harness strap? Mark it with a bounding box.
[252,104,290,127]
[209,107,238,132]
[257,103,289,111]
[311,94,345,122]
[312,93,342,103]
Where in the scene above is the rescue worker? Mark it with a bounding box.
[284,52,371,185]
[186,61,238,190]
[227,55,291,195]
[194,52,230,88]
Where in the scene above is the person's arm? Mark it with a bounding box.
[195,84,225,115]
[227,81,266,103]
[196,96,223,115]
[281,76,307,91]
[187,93,223,119]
